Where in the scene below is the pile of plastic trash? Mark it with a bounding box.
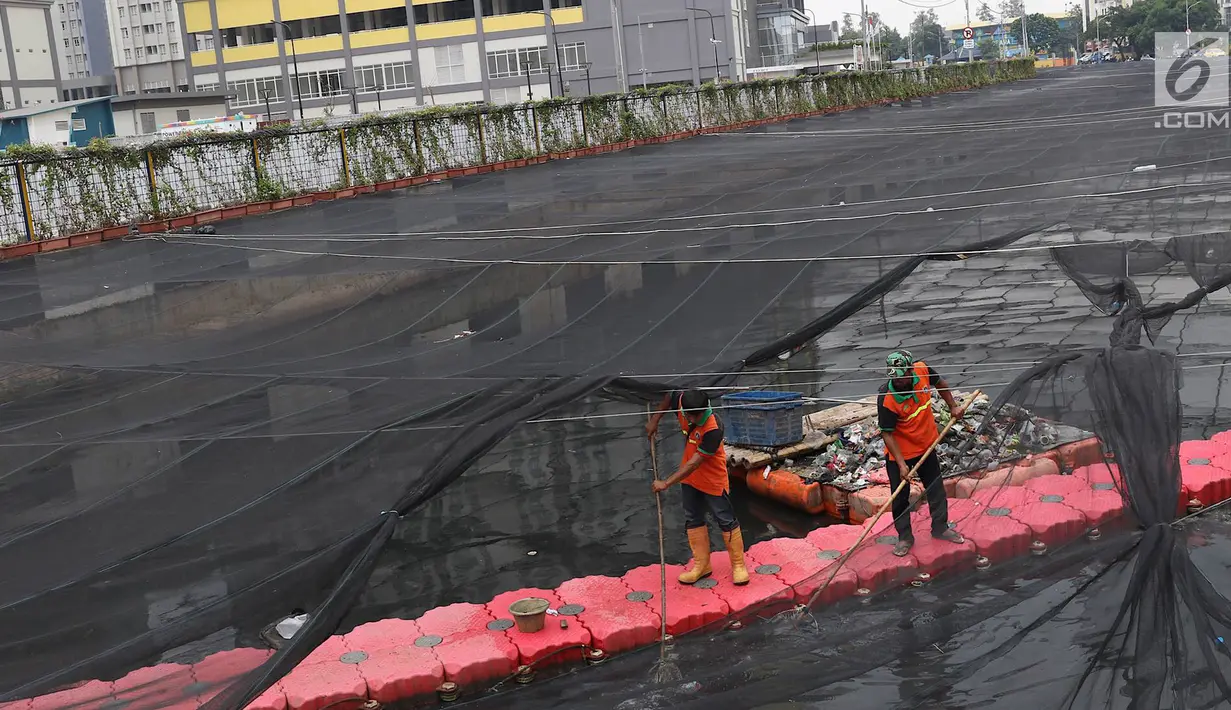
[790,395,1062,489]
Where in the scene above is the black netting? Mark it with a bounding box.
[6,63,1231,710]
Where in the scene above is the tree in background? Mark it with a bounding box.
[910,9,947,58]
[977,2,997,22]
[978,36,1002,58]
[999,0,1025,19]
[1059,3,1083,54]
[840,13,860,40]
[879,26,908,61]
[1093,0,1222,57]
[1010,13,1063,53]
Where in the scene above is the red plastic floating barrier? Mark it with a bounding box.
[903,514,978,575]
[1180,456,1231,508]
[244,683,290,710]
[556,575,661,655]
[417,603,519,686]
[845,536,919,591]
[1180,439,1223,461]
[485,588,590,666]
[953,511,1032,562]
[622,564,729,635]
[1010,498,1088,547]
[1007,457,1060,486]
[848,483,924,523]
[955,467,1013,499]
[1072,462,1123,488]
[112,663,194,710]
[341,619,444,703]
[187,648,276,705]
[707,550,795,615]
[281,661,367,710]
[1057,489,1125,528]
[1024,474,1092,497]
[747,537,858,605]
[971,485,1036,509]
[29,681,116,710]
[1211,430,1231,449]
[807,522,870,553]
[1058,437,1107,471]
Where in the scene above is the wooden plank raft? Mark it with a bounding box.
[726,396,878,470]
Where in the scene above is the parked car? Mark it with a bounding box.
[1078,52,1095,64]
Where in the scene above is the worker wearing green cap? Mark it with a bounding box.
[877,349,967,556]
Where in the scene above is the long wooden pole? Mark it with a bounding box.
[802,389,983,611]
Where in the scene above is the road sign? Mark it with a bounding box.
[963,38,975,49]
[1186,28,1192,35]
[962,26,974,40]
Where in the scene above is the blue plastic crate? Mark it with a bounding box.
[719,391,804,447]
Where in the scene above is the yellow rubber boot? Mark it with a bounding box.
[678,526,712,584]
[723,527,750,586]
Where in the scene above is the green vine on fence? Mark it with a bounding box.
[0,59,1035,244]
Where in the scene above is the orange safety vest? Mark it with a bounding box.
[882,360,940,460]
[676,405,729,497]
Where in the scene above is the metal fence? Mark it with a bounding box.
[0,61,1033,246]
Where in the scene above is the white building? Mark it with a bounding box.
[52,0,113,100]
[105,0,188,95]
[0,0,63,110]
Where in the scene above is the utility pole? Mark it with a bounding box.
[860,0,870,69]
[1021,2,1029,56]
[611,0,627,93]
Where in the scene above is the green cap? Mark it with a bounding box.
[887,350,914,379]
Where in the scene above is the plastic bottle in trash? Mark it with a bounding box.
[276,614,310,640]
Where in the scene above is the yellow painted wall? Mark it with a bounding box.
[280,0,340,21]
[183,0,212,34]
[349,26,410,49]
[346,0,406,11]
[292,34,345,55]
[554,6,583,25]
[411,0,455,4]
[190,50,216,67]
[414,19,476,40]
[216,0,273,29]
[221,43,280,63]
[482,12,545,33]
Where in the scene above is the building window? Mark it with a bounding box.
[140,111,156,133]
[55,119,69,131]
[73,37,80,46]
[164,1,171,11]
[63,38,69,47]
[139,2,153,12]
[558,41,586,70]
[220,24,276,47]
[71,118,85,131]
[146,45,158,55]
[489,86,521,104]
[354,61,414,92]
[135,47,143,57]
[434,44,466,83]
[196,82,218,92]
[485,46,547,79]
[176,109,190,121]
[758,14,805,66]
[294,68,347,98]
[550,0,582,6]
[413,0,475,24]
[59,3,64,12]
[482,0,543,15]
[168,21,175,33]
[142,24,154,33]
[346,7,407,32]
[118,5,123,15]
[124,48,132,61]
[121,27,128,38]
[156,23,163,34]
[226,76,283,107]
[170,42,178,54]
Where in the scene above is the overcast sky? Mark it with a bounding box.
[803,0,1074,33]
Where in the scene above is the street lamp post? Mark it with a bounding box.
[523,60,534,100]
[530,10,564,99]
[637,15,650,89]
[271,20,304,122]
[802,7,822,73]
[685,6,723,82]
[583,62,593,95]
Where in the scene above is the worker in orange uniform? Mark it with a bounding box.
[646,389,748,586]
[878,350,967,557]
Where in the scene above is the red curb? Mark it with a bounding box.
[354,185,375,194]
[336,188,357,199]
[248,201,272,214]
[462,167,479,176]
[394,178,413,188]
[314,191,337,201]
[3,243,39,259]
[271,198,294,211]
[70,230,102,247]
[475,165,493,174]
[170,215,196,229]
[138,221,168,234]
[374,180,398,191]
[221,207,246,219]
[410,176,429,186]
[38,236,70,252]
[292,195,315,207]
[446,168,463,178]
[102,226,128,239]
